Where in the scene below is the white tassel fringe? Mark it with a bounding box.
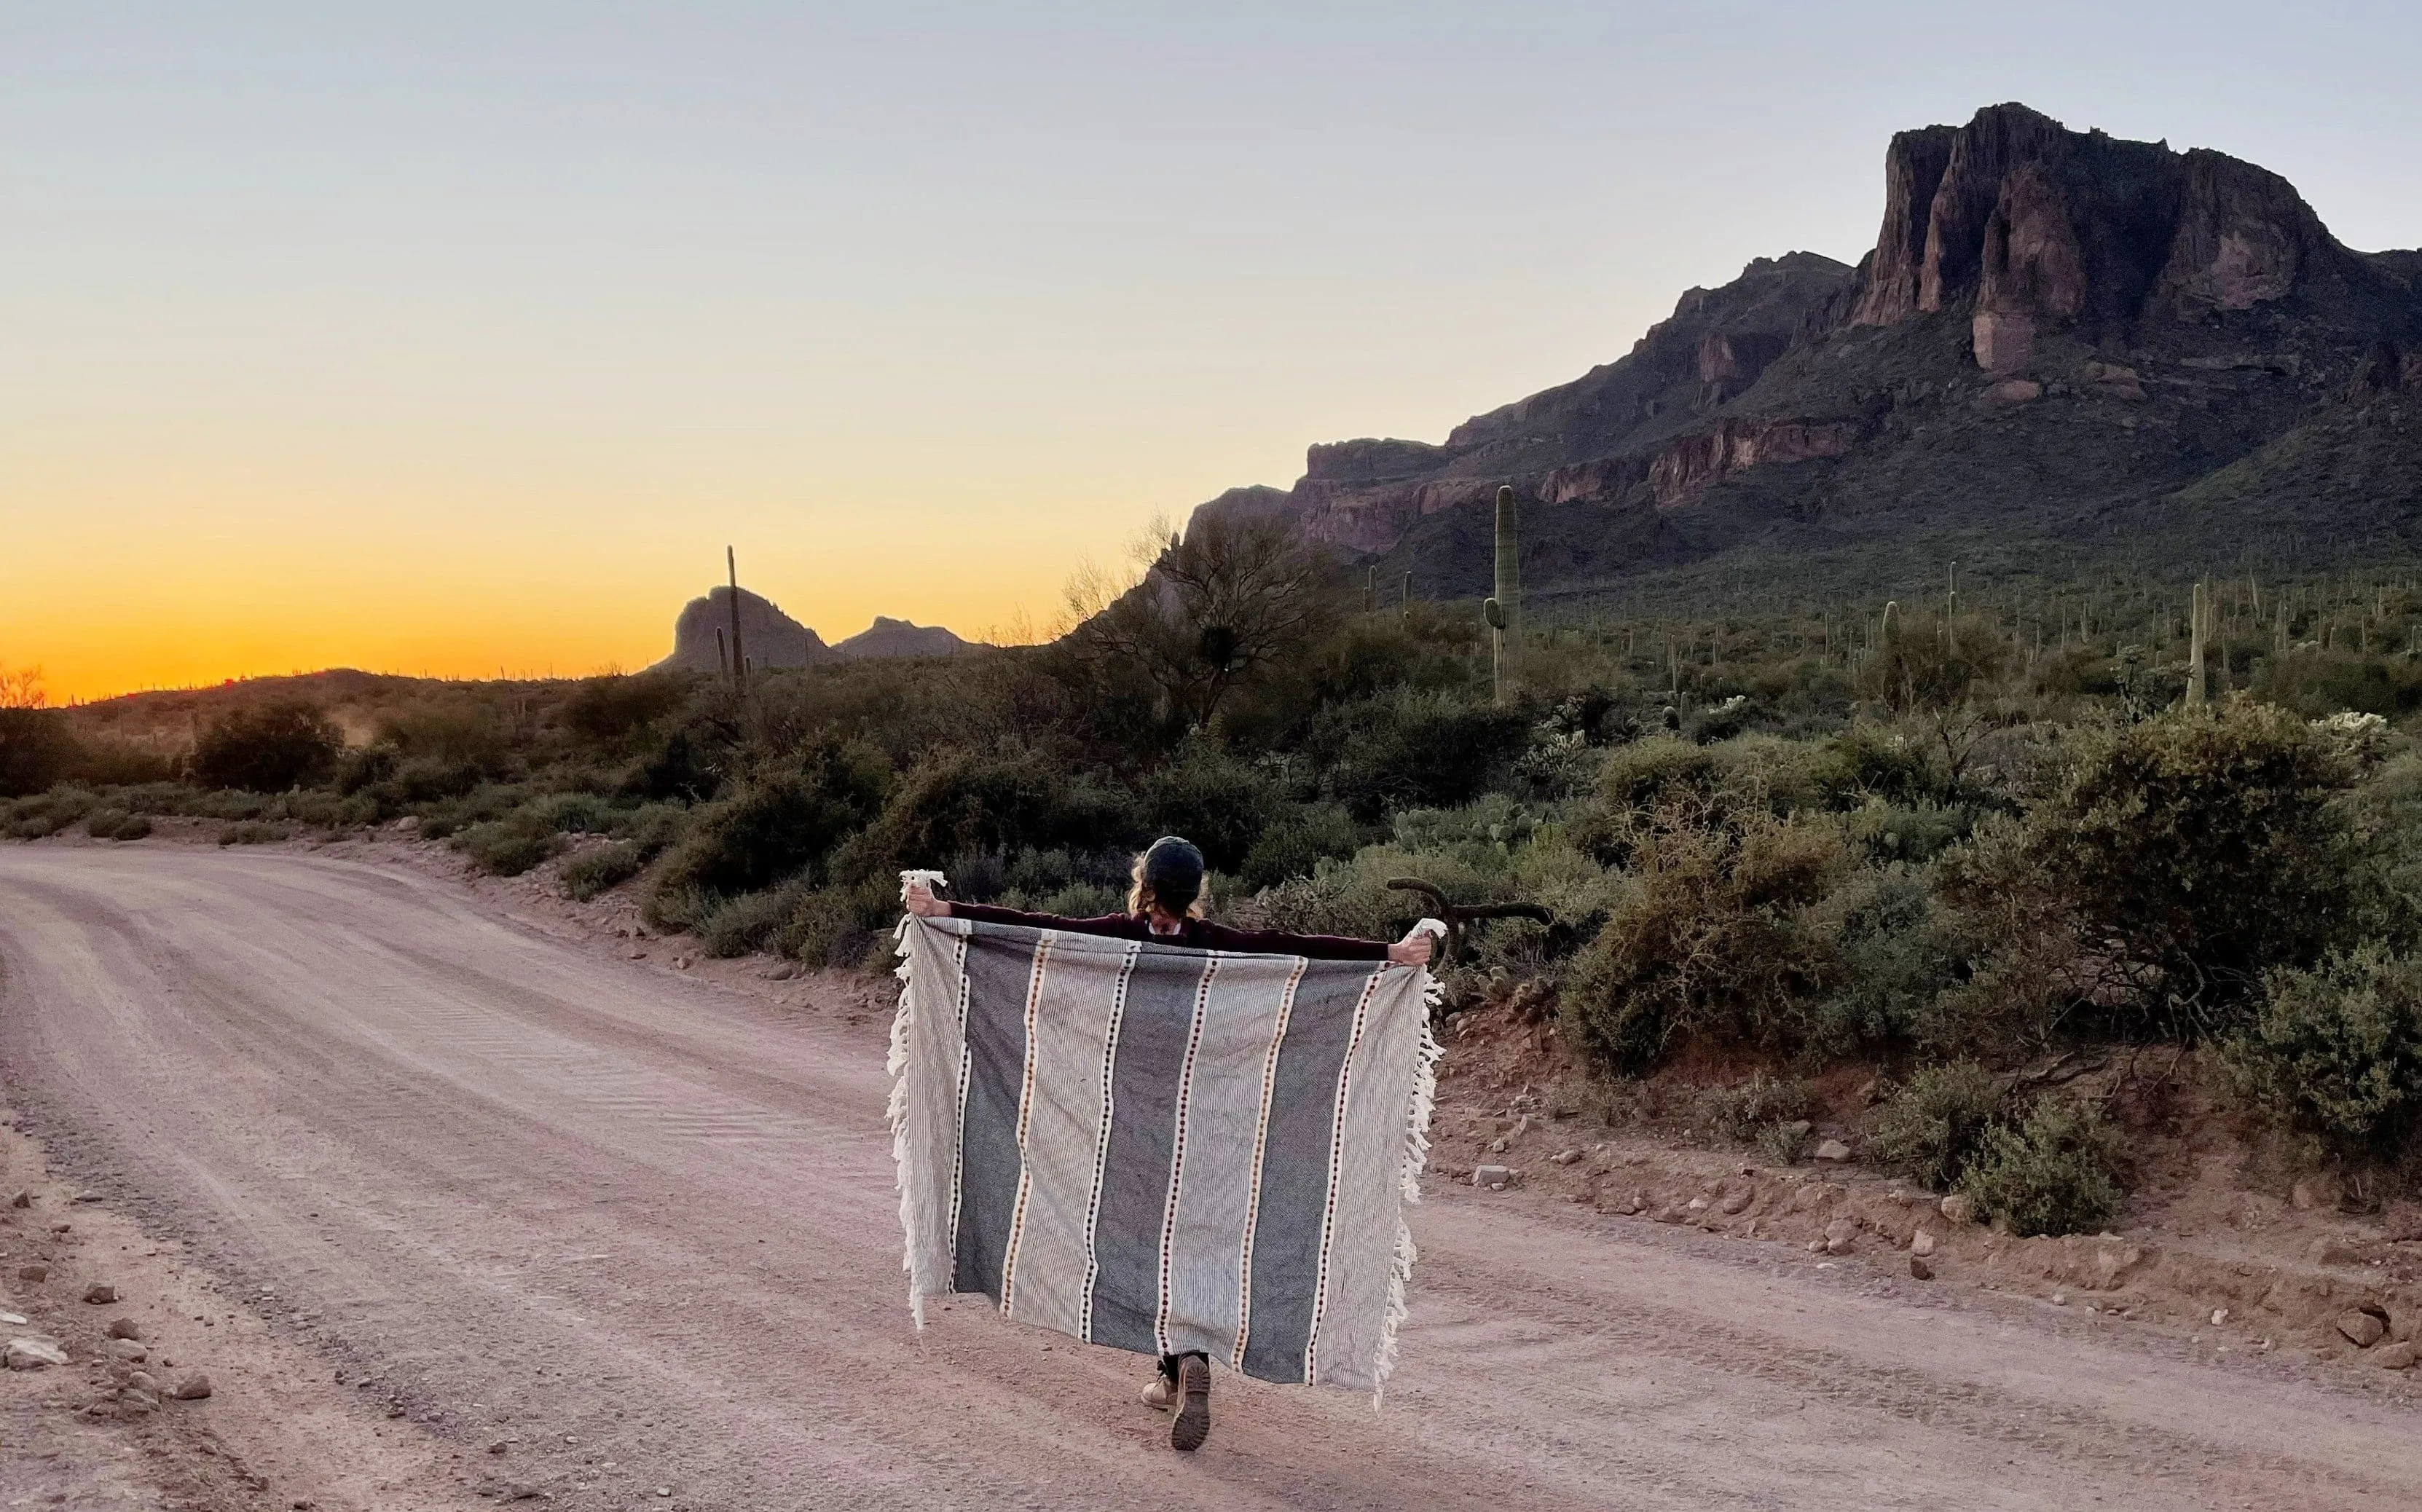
[890,871,946,1328]
[1371,961,1444,1409]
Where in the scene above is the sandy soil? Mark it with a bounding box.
[4,840,2422,1510]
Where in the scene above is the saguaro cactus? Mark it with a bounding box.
[726,546,747,692]
[2186,580,2208,708]
[1482,485,1521,705]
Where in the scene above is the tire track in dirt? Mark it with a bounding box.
[4,843,2420,1511]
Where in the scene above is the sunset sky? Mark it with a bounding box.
[8,3,2421,702]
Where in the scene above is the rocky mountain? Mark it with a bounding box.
[656,589,972,673]
[1195,103,2422,607]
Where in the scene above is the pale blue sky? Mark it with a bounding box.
[6,3,2418,695]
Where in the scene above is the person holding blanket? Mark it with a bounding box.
[902,834,1434,1452]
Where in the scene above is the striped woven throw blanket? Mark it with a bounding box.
[888,905,1440,1395]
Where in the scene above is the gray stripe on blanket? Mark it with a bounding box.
[953,929,1039,1299]
[1085,944,1211,1355]
[1241,960,1380,1382]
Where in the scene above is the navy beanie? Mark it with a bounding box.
[1141,835,1206,913]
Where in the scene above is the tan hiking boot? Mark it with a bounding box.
[1170,1355,1211,1451]
[1140,1371,1177,1411]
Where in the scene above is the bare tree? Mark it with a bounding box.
[1061,511,1345,727]
[0,664,48,710]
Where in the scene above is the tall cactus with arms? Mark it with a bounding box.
[1482,485,1521,705]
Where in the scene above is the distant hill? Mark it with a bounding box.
[830,616,975,661]
[1193,102,2422,608]
[655,589,975,672]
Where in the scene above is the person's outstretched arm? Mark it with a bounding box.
[903,878,1133,939]
[1191,921,1434,964]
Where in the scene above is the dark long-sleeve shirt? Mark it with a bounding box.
[945,902,1391,962]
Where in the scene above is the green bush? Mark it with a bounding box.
[375,705,512,772]
[84,808,152,841]
[191,701,345,793]
[780,874,900,969]
[1867,1060,2004,1189]
[217,821,291,846]
[1562,806,1844,1073]
[1844,800,1971,862]
[563,841,647,900]
[830,747,1137,884]
[1139,740,1283,871]
[651,739,892,907]
[454,820,567,877]
[0,709,79,798]
[1960,1098,2126,1236]
[563,670,690,744]
[1811,724,1949,808]
[2225,944,2422,1162]
[1804,870,1970,1054]
[1,787,94,838]
[1309,689,1528,822]
[1948,699,2362,1033]
[1595,736,1720,811]
[699,882,811,958]
[1235,803,1366,890]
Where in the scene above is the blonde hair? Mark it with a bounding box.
[1128,852,1208,920]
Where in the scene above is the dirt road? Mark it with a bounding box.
[2,845,2418,1510]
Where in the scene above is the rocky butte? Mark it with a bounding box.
[654,587,974,673]
[1196,103,2422,605]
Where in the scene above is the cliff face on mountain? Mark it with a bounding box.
[658,587,834,674]
[1196,103,2422,602]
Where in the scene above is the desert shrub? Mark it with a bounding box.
[1868,1060,2005,1189]
[191,701,344,793]
[1960,1098,2126,1236]
[1812,723,1949,808]
[2225,944,2422,1162]
[623,722,731,803]
[988,846,1129,916]
[1857,613,2010,712]
[415,782,535,840]
[563,842,647,900]
[1844,800,1970,862]
[831,747,1139,884]
[385,755,487,806]
[563,670,690,744]
[332,744,399,795]
[1595,736,1720,811]
[453,819,567,877]
[1700,1071,1814,1147]
[0,709,81,798]
[217,821,291,846]
[651,739,892,907]
[1683,693,1759,744]
[1562,804,1845,1073]
[1947,699,2362,1033]
[1805,870,1970,1053]
[1257,844,1490,947]
[1,787,94,838]
[1138,740,1284,870]
[699,881,811,958]
[1234,802,1367,890]
[376,705,513,771]
[780,874,900,969]
[1308,689,1528,822]
[84,808,151,841]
